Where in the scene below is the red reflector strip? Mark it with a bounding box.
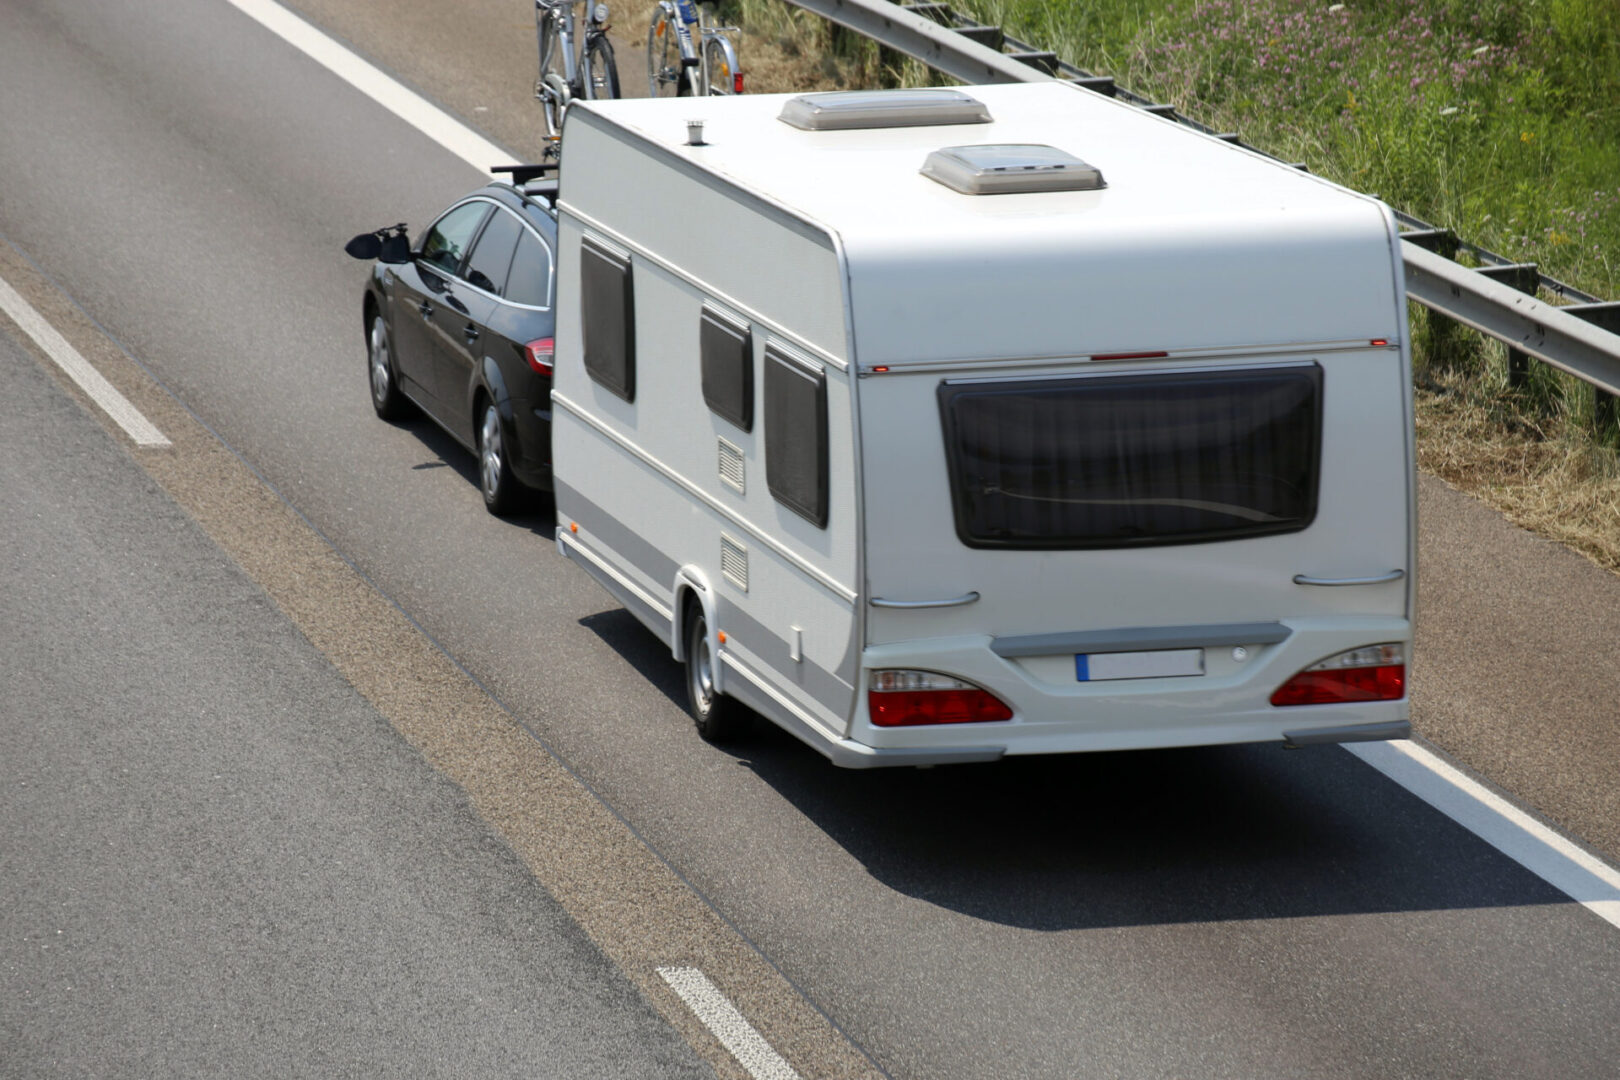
[869,688,1012,727]
[734,72,745,94]
[1090,351,1169,362]
[1270,664,1405,707]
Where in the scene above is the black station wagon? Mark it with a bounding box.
[348,172,558,515]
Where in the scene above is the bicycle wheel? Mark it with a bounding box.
[702,33,738,96]
[646,3,686,98]
[536,8,569,138]
[583,34,619,100]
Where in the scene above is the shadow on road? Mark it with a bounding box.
[580,601,1570,931]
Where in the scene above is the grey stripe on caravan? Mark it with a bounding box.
[556,479,680,598]
[717,596,856,721]
[990,621,1292,658]
[558,479,857,719]
[552,392,858,604]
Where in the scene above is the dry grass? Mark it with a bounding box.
[1417,369,1620,575]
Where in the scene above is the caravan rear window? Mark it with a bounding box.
[938,365,1322,549]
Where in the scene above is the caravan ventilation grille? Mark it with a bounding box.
[921,144,1106,195]
[721,534,749,592]
[718,437,746,493]
[778,89,992,131]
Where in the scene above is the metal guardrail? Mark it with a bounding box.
[782,0,1620,410]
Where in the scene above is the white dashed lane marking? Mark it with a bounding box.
[658,967,802,1080]
[0,272,169,448]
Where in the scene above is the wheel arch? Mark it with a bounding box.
[671,567,715,668]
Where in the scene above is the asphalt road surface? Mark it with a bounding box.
[3,0,1619,1077]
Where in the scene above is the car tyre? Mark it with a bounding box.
[478,399,523,516]
[684,605,749,743]
[368,311,413,421]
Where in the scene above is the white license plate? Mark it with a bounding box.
[1076,648,1205,681]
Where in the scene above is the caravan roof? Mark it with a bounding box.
[573,82,1405,365]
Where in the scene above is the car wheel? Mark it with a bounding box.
[368,311,412,421]
[478,399,522,516]
[684,605,748,743]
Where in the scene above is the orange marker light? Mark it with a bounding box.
[1371,339,1389,347]
[570,522,578,533]
[717,631,727,644]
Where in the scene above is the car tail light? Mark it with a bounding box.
[524,337,554,377]
[734,72,745,94]
[868,669,1012,727]
[1270,644,1406,707]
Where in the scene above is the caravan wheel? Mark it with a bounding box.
[684,607,749,743]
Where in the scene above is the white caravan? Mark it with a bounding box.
[550,82,1415,767]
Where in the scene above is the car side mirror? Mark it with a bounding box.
[378,234,411,264]
[345,224,412,263]
[344,232,382,260]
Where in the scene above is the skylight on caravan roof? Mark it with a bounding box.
[778,89,992,131]
[921,144,1106,195]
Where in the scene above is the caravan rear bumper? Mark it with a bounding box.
[849,617,1412,759]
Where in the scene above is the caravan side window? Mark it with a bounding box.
[764,346,828,528]
[582,239,635,401]
[700,308,752,431]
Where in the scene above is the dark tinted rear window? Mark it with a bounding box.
[505,229,552,308]
[938,364,1322,549]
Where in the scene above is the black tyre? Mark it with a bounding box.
[537,12,568,138]
[367,311,413,421]
[478,399,523,516]
[584,34,619,100]
[684,606,748,742]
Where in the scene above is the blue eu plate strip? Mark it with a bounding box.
[1075,654,1090,682]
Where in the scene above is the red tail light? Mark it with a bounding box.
[734,72,745,94]
[1271,644,1406,706]
[869,670,1012,727]
[524,337,554,377]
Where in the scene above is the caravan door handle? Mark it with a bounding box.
[1292,569,1406,587]
[869,591,980,609]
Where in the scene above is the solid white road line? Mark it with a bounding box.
[230,0,1620,942]
[658,967,802,1080]
[0,272,170,448]
[224,0,512,175]
[1346,739,1620,930]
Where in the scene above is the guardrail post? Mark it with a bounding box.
[1402,230,1468,373]
[1476,263,1541,388]
[1566,302,1620,433]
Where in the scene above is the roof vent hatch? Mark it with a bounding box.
[778,89,992,131]
[921,144,1106,195]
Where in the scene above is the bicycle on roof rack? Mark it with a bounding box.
[647,0,742,98]
[535,0,620,152]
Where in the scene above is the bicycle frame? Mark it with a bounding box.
[537,0,615,142]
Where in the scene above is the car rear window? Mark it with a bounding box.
[938,364,1322,549]
[503,229,552,308]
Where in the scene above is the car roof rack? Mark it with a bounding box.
[492,162,558,186]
